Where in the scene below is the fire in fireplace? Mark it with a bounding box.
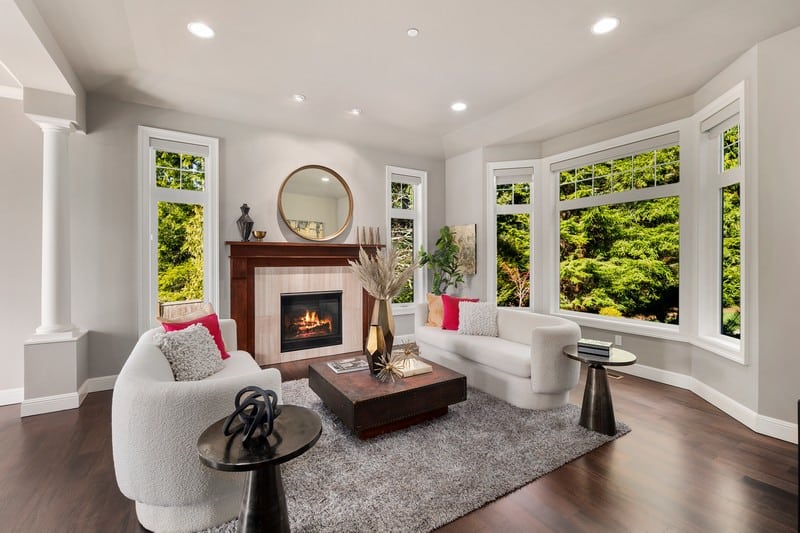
[280,291,343,352]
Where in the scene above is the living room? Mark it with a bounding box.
[1,1,798,531]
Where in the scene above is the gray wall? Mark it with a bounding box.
[444,148,485,298]
[0,94,444,390]
[756,26,800,422]
[0,98,42,391]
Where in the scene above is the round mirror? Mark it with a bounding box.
[278,165,353,241]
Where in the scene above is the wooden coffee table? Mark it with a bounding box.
[308,357,466,439]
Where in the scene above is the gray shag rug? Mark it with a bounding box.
[201,378,629,532]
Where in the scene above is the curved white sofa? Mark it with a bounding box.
[415,303,581,410]
[112,318,282,533]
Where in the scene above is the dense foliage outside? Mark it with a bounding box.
[390,182,415,303]
[156,150,205,303]
[496,182,531,307]
[721,125,741,338]
[559,146,680,323]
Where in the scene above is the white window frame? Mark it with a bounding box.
[485,160,535,309]
[542,120,689,339]
[137,126,220,334]
[696,82,747,363]
[386,165,427,314]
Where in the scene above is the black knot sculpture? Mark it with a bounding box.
[222,386,282,446]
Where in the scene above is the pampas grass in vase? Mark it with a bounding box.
[348,247,418,363]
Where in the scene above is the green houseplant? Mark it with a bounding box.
[419,226,464,295]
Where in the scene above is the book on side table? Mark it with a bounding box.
[577,338,613,357]
[327,357,369,374]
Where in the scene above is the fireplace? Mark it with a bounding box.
[280,291,343,353]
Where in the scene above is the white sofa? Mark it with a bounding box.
[112,319,282,533]
[415,303,581,410]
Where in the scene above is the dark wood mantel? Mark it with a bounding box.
[227,241,381,357]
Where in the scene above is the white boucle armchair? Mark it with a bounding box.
[112,319,282,533]
[415,304,580,410]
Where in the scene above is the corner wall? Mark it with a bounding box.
[444,148,485,298]
[756,25,800,423]
[0,98,42,400]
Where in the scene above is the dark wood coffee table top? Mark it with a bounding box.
[308,357,466,439]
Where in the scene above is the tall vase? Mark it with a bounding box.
[364,324,385,375]
[237,203,254,242]
[371,299,395,361]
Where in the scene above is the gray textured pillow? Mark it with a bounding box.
[458,301,499,337]
[154,324,224,381]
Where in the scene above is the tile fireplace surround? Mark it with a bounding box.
[227,242,381,362]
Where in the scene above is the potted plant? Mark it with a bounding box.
[419,226,464,295]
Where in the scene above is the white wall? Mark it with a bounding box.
[0,98,42,395]
[0,94,444,392]
[444,148,485,298]
[756,25,800,422]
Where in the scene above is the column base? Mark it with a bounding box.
[32,326,80,340]
[22,330,88,417]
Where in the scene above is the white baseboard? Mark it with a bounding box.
[17,375,117,417]
[20,392,81,417]
[615,364,798,444]
[85,375,117,393]
[0,387,24,406]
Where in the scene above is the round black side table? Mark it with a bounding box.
[564,346,637,436]
[197,405,322,533]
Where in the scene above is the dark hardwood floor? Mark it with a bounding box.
[0,357,796,532]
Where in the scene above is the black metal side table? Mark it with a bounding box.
[197,405,322,533]
[564,346,637,436]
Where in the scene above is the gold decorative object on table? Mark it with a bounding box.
[364,324,386,375]
[374,349,415,383]
[252,230,267,241]
[348,247,418,373]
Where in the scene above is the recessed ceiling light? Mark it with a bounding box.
[451,101,467,112]
[292,94,306,103]
[321,176,331,182]
[349,108,362,116]
[591,17,619,35]
[407,28,420,37]
[187,22,215,39]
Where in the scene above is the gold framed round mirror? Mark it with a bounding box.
[278,165,353,241]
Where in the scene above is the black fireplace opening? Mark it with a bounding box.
[280,291,343,353]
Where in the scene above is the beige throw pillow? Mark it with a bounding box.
[158,302,215,324]
[426,293,444,327]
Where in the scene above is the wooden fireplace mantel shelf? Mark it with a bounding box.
[227,241,383,357]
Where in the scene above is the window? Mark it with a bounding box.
[489,165,533,307]
[386,166,427,307]
[138,127,219,333]
[553,134,680,324]
[700,103,743,346]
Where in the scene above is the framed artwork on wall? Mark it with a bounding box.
[451,224,477,276]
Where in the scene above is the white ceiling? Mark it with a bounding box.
[0,63,19,88]
[16,0,800,158]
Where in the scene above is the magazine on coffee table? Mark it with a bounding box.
[327,357,369,374]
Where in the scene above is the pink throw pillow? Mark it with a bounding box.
[161,313,230,360]
[441,294,479,330]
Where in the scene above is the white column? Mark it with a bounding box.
[34,120,75,336]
